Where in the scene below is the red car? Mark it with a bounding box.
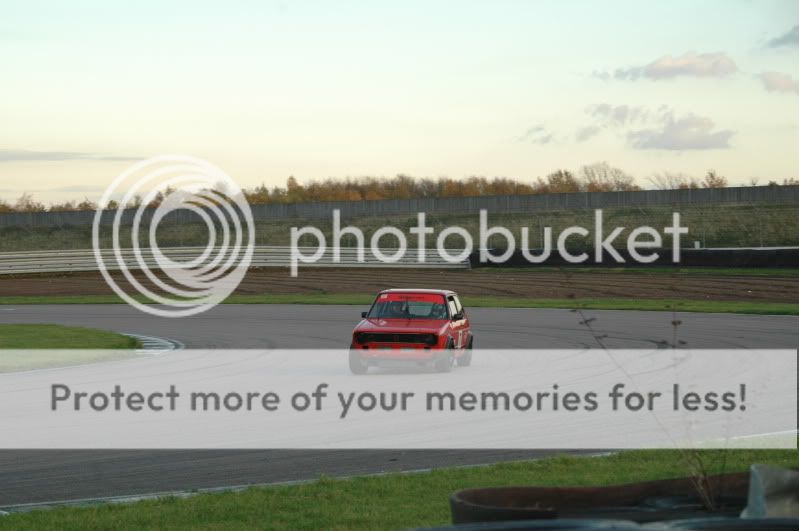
[349,289,473,374]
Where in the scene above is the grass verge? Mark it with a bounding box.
[4,203,799,251]
[470,266,799,277]
[0,324,138,372]
[1,294,799,316]
[1,449,798,530]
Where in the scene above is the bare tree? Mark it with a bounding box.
[702,170,727,189]
[14,192,46,212]
[649,172,696,190]
[579,162,639,192]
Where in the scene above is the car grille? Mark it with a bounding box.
[357,333,436,345]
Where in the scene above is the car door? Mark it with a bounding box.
[453,294,471,347]
[447,295,468,348]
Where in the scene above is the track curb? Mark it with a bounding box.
[123,333,185,353]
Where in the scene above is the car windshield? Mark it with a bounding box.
[367,293,449,320]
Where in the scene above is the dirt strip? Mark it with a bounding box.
[1,268,798,302]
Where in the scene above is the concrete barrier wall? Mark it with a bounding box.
[2,185,798,228]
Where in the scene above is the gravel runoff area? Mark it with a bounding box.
[1,268,798,302]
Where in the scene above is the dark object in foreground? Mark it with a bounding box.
[414,519,642,529]
[415,517,799,529]
[658,517,799,529]
[449,473,752,524]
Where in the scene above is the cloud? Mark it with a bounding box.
[576,104,732,150]
[0,185,106,194]
[628,113,734,150]
[0,149,138,162]
[571,104,649,143]
[767,25,799,48]
[613,52,737,80]
[518,125,554,144]
[587,104,648,127]
[575,126,601,142]
[52,185,108,193]
[757,71,799,94]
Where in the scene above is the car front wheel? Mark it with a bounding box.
[349,349,368,375]
[434,340,455,373]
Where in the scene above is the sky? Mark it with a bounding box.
[1,0,798,204]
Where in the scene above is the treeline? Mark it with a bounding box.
[244,162,641,204]
[1,163,797,213]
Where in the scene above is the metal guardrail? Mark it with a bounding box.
[0,247,470,275]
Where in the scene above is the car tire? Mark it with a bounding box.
[349,349,368,375]
[457,336,473,367]
[434,340,455,373]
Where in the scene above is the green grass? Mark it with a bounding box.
[2,294,799,316]
[1,448,797,530]
[461,297,799,315]
[0,324,138,372]
[472,266,799,277]
[3,203,799,251]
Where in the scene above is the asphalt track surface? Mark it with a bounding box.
[1,304,797,506]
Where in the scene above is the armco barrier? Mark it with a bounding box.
[469,247,799,268]
[2,246,796,276]
[1,185,798,228]
[0,247,470,276]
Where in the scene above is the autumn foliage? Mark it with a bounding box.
[244,163,644,205]
[0,165,792,213]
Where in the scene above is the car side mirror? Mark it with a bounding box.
[361,311,368,318]
[453,312,463,321]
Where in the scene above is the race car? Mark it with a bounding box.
[349,289,473,374]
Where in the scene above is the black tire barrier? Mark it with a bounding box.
[648,518,799,529]
[470,248,799,269]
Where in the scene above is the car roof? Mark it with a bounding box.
[378,288,457,296]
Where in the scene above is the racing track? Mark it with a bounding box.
[1,304,797,506]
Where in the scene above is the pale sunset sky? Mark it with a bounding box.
[1,0,798,204]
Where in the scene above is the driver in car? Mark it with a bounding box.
[429,303,447,319]
[387,301,409,318]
